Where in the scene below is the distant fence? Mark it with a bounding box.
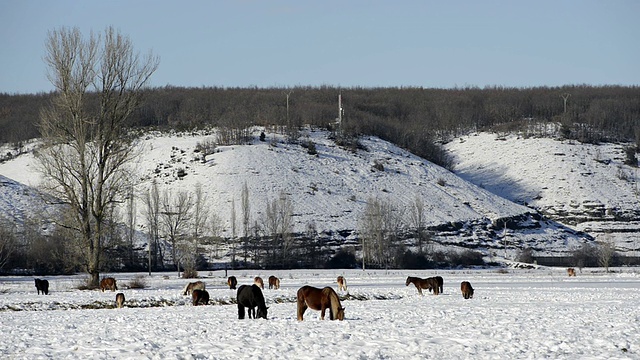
[533,256,640,267]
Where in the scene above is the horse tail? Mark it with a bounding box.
[183,282,191,296]
[296,287,307,321]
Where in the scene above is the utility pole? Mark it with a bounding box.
[284,90,293,129]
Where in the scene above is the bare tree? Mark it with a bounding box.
[160,190,193,277]
[597,235,616,272]
[263,191,294,267]
[230,198,237,268]
[0,218,17,270]
[36,26,158,286]
[408,197,427,254]
[359,197,404,269]
[241,181,250,264]
[187,183,209,276]
[142,180,162,273]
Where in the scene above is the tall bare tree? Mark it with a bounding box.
[143,180,162,273]
[36,26,158,286]
[188,183,209,276]
[160,190,193,277]
[241,181,250,264]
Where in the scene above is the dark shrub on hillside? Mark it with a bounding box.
[449,249,485,266]
[398,250,433,269]
[517,247,535,263]
[325,250,358,269]
[624,146,638,167]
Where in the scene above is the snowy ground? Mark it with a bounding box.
[1,268,639,359]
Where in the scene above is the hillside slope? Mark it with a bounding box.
[0,128,590,259]
[445,132,640,254]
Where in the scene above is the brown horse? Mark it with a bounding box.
[115,293,125,308]
[254,276,264,289]
[182,281,206,295]
[567,268,576,277]
[100,277,117,292]
[336,276,347,292]
[35,278,49,295]
[192,289,210,306]
[428,276,444,294]
[460,281,474,299]
[406,276,439,295]
[268,276,280,290]
[297,286,345,321]
[227,276,237,289]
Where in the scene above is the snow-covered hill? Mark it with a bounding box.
[445,132,640,254]
[0,128,593,260]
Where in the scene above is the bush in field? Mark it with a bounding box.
[128,275,148,289]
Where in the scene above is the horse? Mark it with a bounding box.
[254,276,264,289]
[182,281,206,295]
[34,278,49,295]
[227,276,237,289]
[237,284,268,319]
[406,276,439,295]
[268,276,280,290]
[192,289,210,306]
[115,293,125,308]
[428,276,444,294]
[336,276,347,292]
[100,277,117,292]
[567,268,576,277]
[460,281,474,299]
[297,285,345,321]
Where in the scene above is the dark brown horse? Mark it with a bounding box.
[336,276,347,292]
[428,276,444,294]
[297,286,345,321]
[35,278,49,295]
[227,276,237,289]
[183,281,205,295]
[460,281,474,299]
[192,289,210,306]
[406,276,439,295]
[115,292,125,308]
[237,284,268,319]
[254,276,264,289]
[100,277,117,292]
[268,276,280,290]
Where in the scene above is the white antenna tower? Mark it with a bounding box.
[338,91,343,126]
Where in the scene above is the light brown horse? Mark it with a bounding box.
[182,281,205,295]
[336,276,347,292]
[297,286,345,321]
[406,276,439,295]
[567,268,576,277]
[227,276,237,289]
[254,276,264,289]
[115,292,125,308]
[192,289,210,306]
[268,276,280,290]
[100,277,117,292]
[460,281,474,299]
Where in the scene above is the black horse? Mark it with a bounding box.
[35,278,49,295]
[237,284,268,319]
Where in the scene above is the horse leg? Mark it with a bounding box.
[321,305,327,320]
[297,301,307,321]
[249,306,255,319]
[238,304,245,319]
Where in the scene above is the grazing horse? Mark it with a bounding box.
[227,276,237,289]
[115,293,125,308]
[182,281,206,295]
[268,276,280,290]
[237,284,268,319]
[297,286,345,321]
[460,281,474,299]
[567,268,576,277]
[192,289,210,306]
[336,276,347,292]
[406,276,439,295]
[35,278,49,295]
[428,276,444,294]
[254,276,264,289]
[100,277,117,292]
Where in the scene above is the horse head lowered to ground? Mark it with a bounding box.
[297,285,344,321]
[237,284,268,319]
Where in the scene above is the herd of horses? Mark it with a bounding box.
[30,268,580,318]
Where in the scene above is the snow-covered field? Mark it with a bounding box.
[1,268,639,359]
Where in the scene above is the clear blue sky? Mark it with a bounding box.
[1,0,638,94]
